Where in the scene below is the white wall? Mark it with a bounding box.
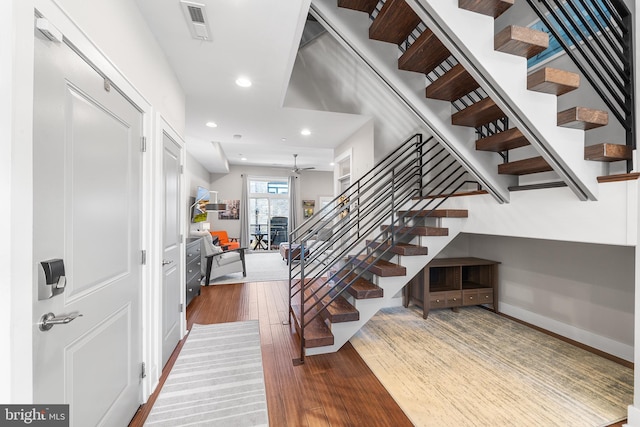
[287,32,431,159]
[334,121,375,183]
[206,165,333,238]
[438,180,637,246]
[440,233,634,361]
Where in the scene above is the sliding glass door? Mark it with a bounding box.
[249,178,289,250]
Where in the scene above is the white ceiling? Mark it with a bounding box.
[134,0,370,173]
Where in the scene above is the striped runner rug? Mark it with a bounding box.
[144,320,268,426]
[351,306,633,427]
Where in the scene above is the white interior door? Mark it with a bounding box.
[161,132,182,367]
[32,29,143,426]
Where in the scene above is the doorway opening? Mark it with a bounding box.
[249,177,289,251]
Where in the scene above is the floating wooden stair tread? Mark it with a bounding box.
[495,25,549,59]
[498,156,553,175]
[337,0,379,14]
[291,304,334,348]
[304,280,359,323]
[366,240,428,256]
[336,271,383,299]
[527,67,580,96]
[398,28,451,75]
[476,128,530,152]
[585,143,632,162]
[459,0,514,18]
[451,97,505,127]
[426,63,479,101]
[381,224,449,236]
[557,107,608,130]
[349,255,407,277]
[369,0,421,45]
[397,209,469,218]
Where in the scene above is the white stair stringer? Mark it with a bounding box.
[310,0,514,204]
[407,0,605,201]
[305,217,465,356]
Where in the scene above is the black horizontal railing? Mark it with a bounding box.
[525,0,635,170]
[287,133,477,364]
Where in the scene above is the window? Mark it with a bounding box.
[248,177,289,250]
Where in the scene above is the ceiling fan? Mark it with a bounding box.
[291,154,315,174]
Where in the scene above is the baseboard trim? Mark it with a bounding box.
[497,303,633,368]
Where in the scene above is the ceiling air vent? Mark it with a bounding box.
[180,1,212,41]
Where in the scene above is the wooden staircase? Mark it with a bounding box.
[337,0,631,182]
[290,209,468,355]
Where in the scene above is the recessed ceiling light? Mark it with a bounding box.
[330,162,335,166]
[281,138,287,142]
[206,121,217,128]
[241,157,247,161]
[235,76,252,87]
[300,128,311,136]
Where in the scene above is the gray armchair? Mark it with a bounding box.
[199,235,246,285]
[203,248,246,285]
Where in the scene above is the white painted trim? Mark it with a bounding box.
[500,302,633,362]
[626,404,640,426]
[144,114,187,399]
[33,0,155,404]
[2,0,35,403]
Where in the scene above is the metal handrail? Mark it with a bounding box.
[525,0,635,171]
[287,134,477,364]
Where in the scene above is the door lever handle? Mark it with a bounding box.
[39,312,83,331]
[162,259,174,266]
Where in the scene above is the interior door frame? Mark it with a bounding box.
[24,0,160,405]
[153,114,187,375]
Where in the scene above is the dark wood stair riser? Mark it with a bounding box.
[303,281,360,323]
[398,28,451,75]
[426,64,479,101]
[381,225,449,236]
[557,107,608,130]
[476,128,530,152]
[451,97,505,128]
[369,0,421,45]
[337,0,379,14]
[495,25,549,59]
[498,156,553,175]
[458,0,514,18]
[397,209,469,218]
[291,305,334,348]
[585,143,632,162]
[366,240,428,256]
[336,272,384,299]
[350,255,406,277]
[527,67,580,96]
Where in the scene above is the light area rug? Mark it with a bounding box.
[211,252,288,285]
[350,306,632,427]
[144,321,268,427]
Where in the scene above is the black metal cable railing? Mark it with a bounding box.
[287,134,477,364]
[525,0,634,171]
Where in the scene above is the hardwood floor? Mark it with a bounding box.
[129,280,628,426]
[129,281,413,426]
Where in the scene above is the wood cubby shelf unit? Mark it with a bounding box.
[404,257,500,318]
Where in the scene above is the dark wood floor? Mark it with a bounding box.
[129,280,629,427]
[129,281,413,426]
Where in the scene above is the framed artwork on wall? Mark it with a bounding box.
[303,200,315,218]
[218,199,240,220]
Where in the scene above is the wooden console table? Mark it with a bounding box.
[404,257,499,319]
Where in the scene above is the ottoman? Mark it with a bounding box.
[279,243,312,264]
